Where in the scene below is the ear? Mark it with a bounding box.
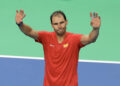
[66,20,68,25]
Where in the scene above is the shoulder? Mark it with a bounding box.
[67,32,83,38]
[66,32,83,43]
[37,31,54,37]
[36,31,53,43]
[37,31,52,40]
[37,31,51,34]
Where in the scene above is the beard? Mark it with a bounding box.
[54,27,66,36]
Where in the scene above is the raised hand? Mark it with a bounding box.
[90,12,101,29]
[15,9,26,24]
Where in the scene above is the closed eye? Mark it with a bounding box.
[53,23,58,25]
[60,21,64,24]
[52,21,65,25]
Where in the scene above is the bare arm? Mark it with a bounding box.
[15,9,38,40]
[19,24,38,40]
[81,12,101,45]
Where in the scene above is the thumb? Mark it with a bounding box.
[23,14,26,18]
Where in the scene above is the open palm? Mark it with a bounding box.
[15,9,26,24]
[90,12,101,29]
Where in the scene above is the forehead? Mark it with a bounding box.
[52,14,65,23]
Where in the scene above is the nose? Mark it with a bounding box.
[58,23,62,29]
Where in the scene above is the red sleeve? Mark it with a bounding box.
[35,31,49,44]
[74,34,86,48]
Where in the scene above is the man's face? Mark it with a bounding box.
[51,14,68,36]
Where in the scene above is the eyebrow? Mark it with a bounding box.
[53,21,65,25]
[60,21,64,24]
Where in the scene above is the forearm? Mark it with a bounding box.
[88,28,100,42]
[19,23,32,36]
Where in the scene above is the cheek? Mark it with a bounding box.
[62,24,66,28]
[53,25,58,30]
[52,25,56,28]
[54,26,58,29]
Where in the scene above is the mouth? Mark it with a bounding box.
[55,28,65,36]
[57,28,64,32]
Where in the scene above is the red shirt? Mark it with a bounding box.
[35,31,85,86]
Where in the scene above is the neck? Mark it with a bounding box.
[56,33,66,43]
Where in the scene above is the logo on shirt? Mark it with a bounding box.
[63,43,69,48]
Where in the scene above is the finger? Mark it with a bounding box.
[21,9,24,14]
[20,9,24,15]
[98,16,101,19]
[16,10,19,13]
[23,14,26,18]
[93,11,96,18]
[90,12,93,18]
[96,12,98,17]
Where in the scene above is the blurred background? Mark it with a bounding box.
[0,0,120,61]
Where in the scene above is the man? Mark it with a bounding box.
[15,9,101,86]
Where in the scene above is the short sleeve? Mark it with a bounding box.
[35,31,50,44]
[74,34,86,48]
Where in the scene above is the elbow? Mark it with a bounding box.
[91,39,97,43]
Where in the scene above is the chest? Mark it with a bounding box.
[44,37,79,54]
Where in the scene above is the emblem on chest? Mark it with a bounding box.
[63,43,69,48]
[49,43,69,48]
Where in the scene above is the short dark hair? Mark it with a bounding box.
[50,11,67,23]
